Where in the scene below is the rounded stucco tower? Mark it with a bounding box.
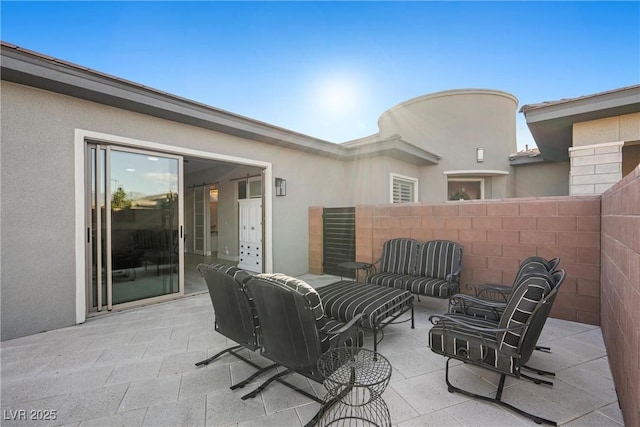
[378,89,519,200]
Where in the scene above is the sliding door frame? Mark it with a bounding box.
[74,129,273,324]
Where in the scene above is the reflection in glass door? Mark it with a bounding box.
[87,144,183,312]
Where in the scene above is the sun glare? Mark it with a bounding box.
[318,78,357,115]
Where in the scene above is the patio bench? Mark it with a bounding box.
[366,238,463,299]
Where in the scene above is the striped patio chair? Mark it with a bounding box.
[241,273,363,404]
[428,270,564,426]
[195,264,277,388]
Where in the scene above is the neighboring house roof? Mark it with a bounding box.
[508,146,544,165]
[520,85,640,162]
[0,41,439,166]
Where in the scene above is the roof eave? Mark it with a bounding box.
[520,85,640,162]
[0,42,348,159]
[343,135,441,165]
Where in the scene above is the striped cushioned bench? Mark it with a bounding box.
[317,280,414,352]
[366,239,463,299]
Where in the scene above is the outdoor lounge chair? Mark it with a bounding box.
[195,263,277,389]
[450,256,560,321]
[472,256,560,303]
[241,273,363,406]
[428,270,564,426]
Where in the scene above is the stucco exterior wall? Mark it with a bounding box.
[600,165,640,427]
[1,81,358,339]
[573,112,640,146]
[378,89,518,172]
[514,161,570,197]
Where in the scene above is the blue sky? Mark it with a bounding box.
[2,1,639,150]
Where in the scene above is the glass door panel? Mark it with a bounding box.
[88,145,183,311]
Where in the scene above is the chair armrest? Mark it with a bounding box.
[474,283,513,302]
[449,294,507,309]
[448,294,506,318]
[325,313,364,349]
[365,257,382,280]
[429,313,526,334]
[445,264,462,283]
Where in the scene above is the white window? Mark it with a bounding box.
[390,173,418,203]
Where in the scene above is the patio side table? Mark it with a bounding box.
[313,347,392,427]
[337,261,375,282]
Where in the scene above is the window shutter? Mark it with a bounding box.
[393,179,414,203]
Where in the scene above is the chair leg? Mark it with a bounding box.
[411,304,415,329]
[444,359,557,426]
[230,362,278,390]
[195,345,243,366]
[521,373,553,386]
[196,345,280,390]
[523,365,556,377]
[536,345,551,353]
[241,369,323,403]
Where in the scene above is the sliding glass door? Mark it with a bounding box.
[87,144,183,312]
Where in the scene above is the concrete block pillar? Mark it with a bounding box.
[569,141,623,195]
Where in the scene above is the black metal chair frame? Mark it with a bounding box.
[429,272,564,426]
[195,264,277,389]
[242,274,364,424]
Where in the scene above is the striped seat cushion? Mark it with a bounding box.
[367,274,456,298]
[429,317,519,375]
[406,276,456,298]
[317,280,413,330]
[366,272,411,289]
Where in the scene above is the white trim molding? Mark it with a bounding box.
[568,140,625,152]
[74,129,273,325]
[443,170,509,176]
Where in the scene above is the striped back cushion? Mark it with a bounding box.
[254,273,326,331]
[380,238,419,275]
[414,240,462,280]
[497,273,552,355]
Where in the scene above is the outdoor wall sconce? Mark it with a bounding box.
[275,177,287,196]
[476,147,485,163]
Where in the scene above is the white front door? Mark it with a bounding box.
[238,198,262,272]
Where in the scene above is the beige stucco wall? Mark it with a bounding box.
[376,89,518,201]
[378,89,518,169]
[574,112,640,146]
[0,81,359,339]
[514,161,570,197]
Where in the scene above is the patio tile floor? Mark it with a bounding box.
[0,274,623,426]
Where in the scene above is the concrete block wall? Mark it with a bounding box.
[569,141,623,195]
[600,165,640,427]
[309,196,602,325]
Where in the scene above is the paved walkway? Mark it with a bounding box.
[1,274,623,426]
